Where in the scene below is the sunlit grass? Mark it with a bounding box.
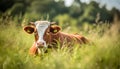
[0,18,120,69]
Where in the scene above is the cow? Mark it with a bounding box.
[23,21,89,55]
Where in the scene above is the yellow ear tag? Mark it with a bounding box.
[27,30,31,33]
[54,30,57,33]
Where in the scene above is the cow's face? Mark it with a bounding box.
[23,21,61,48]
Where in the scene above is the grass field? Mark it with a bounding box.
[0,18,120,69]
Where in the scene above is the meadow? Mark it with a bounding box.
[0,17,120,69]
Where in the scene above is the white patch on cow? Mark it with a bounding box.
[35,21,50,48]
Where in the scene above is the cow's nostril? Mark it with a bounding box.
[37,42,44,45]
[41,42,44,45]
[37,42,44,48]
[37,43,40,45]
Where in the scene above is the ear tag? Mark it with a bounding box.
[27,30,31,33]
[54,29,57,33]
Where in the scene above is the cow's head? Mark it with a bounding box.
[23,21,61,48]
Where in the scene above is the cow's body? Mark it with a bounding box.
[44,32,88,47]
[24,21,89,55]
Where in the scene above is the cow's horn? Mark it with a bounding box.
[30,22,34,24]
[50,22,56,25]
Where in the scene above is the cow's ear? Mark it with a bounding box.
[23,26,35,34]
[50,25,61,34]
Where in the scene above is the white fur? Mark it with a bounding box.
[35,21,50,47]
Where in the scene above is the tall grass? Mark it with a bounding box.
[0,18,120,69]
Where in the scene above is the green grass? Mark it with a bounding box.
[0,19,120,69]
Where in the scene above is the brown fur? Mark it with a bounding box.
[24,24,89,55]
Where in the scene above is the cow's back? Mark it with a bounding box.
[49,32,89,47]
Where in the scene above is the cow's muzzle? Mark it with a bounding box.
[36,42,45,48]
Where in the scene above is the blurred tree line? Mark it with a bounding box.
[0,0,120,27]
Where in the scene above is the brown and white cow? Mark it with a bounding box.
[23,21,89,55]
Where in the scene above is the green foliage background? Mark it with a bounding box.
[0,0,120,69]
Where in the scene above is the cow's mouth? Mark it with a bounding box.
[37,45,44,48]
[37,45,48,54]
